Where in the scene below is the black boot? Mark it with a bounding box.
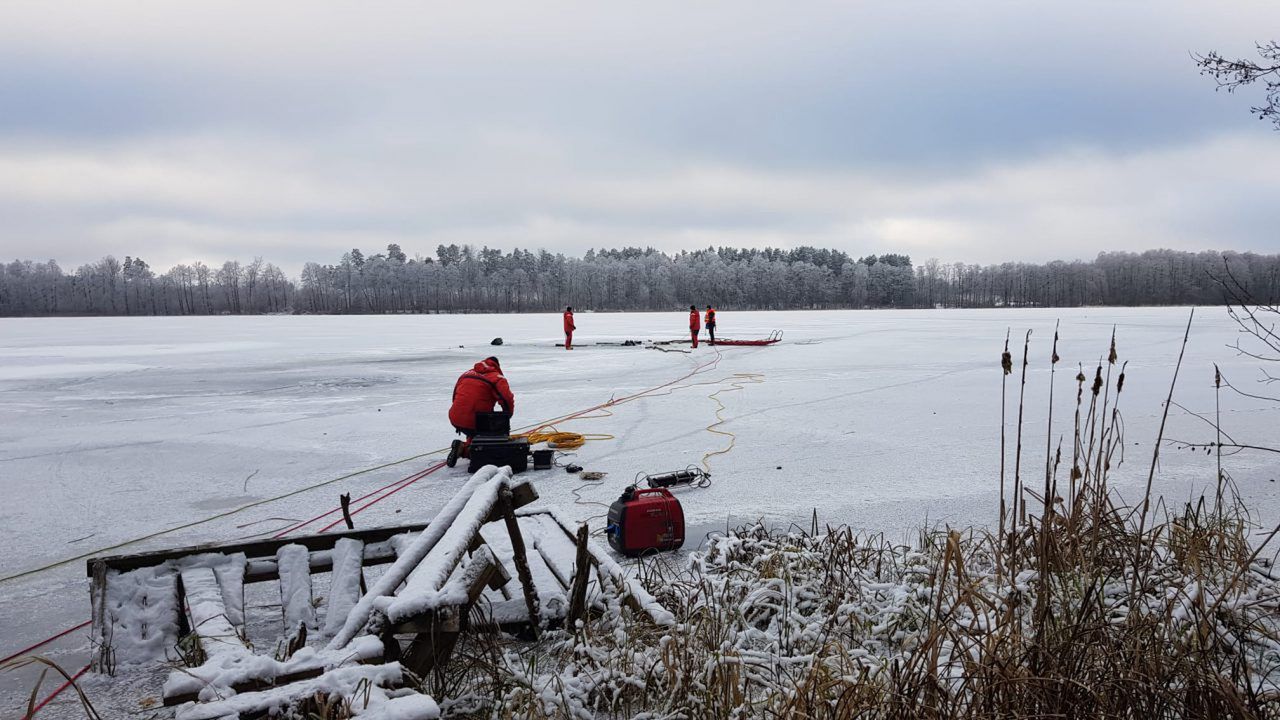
[446,439,463,468]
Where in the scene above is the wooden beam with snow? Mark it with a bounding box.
[277,544,317,634]
[517,507,676,627]
[162,635,386,706]
[566,523,592,627]
[397,546,507,678]
[326,469,536,652]
[87,522,430,577]
[179,567,247,662]
[499,486,541,635]
[323,537,365,638]
[171,662,416,720]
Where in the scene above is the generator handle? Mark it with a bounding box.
[631,487,673,498]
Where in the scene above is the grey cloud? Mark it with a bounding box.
[0,0,1278,271]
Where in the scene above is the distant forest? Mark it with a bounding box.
[1,245,1277,317]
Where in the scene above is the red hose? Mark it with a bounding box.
[20,662,90,719]
[271,464,439,538]
[316,462,446,533]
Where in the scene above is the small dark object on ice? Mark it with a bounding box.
[623,339,641,346]
[565,464,583,473]
[491,338,503,346]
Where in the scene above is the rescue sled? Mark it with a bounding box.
[710,330,783,347]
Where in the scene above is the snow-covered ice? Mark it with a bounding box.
[1,308,1278,716]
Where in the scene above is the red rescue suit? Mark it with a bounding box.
[705,307,717,344]
[689,309,701,348]
[448,358,515,434]
[563,310,575,350]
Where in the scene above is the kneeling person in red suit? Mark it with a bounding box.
[446,356,515,467]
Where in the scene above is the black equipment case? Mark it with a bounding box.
[474,412,512,437]
[467,436,530,474]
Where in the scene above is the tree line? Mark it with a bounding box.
[1,245,1277,317]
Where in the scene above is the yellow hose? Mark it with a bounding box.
[700,372,765,471]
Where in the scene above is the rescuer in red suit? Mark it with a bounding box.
[446,356,515,467]
[705,305,717,345]
[563,306,575,350]
[688,305,701,348]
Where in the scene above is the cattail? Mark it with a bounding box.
[1002,350,1012,375]
[1091,365,1103,397]
[1075,367,1086,403]
[1108,333,1117,364]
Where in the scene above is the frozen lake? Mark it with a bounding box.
[2,307,1278,716]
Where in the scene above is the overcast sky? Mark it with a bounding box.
[1,1,1278,274]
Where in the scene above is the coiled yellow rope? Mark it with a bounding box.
[515,428,615,449]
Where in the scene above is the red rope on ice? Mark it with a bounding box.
[0,621,91,666]
[270,462,444,538]
[316,461,447,533]
[20,661,90,719]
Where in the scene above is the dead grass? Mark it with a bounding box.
[439,325,1280,719]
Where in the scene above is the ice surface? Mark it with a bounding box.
[2,309,1279,717]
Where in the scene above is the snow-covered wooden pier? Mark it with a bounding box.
[86,466,670,719]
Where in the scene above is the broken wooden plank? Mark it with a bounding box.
[323,538,365,638]
[391,546,510,634]
[485,480,537,521]
[523,514,579,590]
[171,662,415,720]
[566,524,591,627]
[179,567,246,661]
[398,547,505,678]
[211,554,247,630]
[518,507,675,626]
[344,470,532,644]
[243,536,401,583]
[162,634,386,706]
[500,487,541,635]
[87,522,430,577]
[276,544,316,633]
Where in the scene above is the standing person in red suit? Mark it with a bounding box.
[446,356,515,467]
[563,306,575,350]
[688,305,701,348]
[705,305,717,345]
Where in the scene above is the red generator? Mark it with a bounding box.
[606,486,685,556]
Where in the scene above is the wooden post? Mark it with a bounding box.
[90,560,111,673]
[339,493,355,530]
[566,524,591,628]
[499,487,541,637]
